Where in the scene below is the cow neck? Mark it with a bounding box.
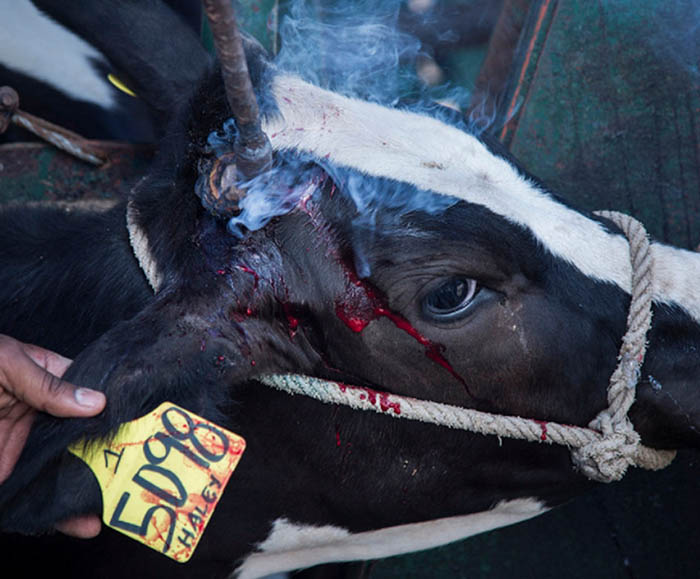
[125,207,676,483]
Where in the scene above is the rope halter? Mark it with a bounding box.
[260,211,676,483]
[569,210,674,480]
[127,207,677,483]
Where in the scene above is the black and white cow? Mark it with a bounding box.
[0,0,204,142]
[1,1,699,578]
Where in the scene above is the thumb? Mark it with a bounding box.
[3,342,105,418]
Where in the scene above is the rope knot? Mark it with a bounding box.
[571,418,641,482]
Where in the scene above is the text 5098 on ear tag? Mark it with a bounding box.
[69,402,246,562]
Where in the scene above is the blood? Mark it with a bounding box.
[336,382,401,415]
[333,262,468,389]
[378,390,401,414]
[335,425,341,447]
[216,269,226,275]
[282,302,299,338]
[237,265,260,289]
[335,304,371,332]
[534,420,548,441]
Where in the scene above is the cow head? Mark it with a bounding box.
[1,3,699,576]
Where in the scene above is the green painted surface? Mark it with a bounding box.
[507,0,700,249]
[0,144,152,204]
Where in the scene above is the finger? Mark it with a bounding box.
[55,515,102,539]
[22,342,73,378]
[0,408,35,484]
[1,345,105,417]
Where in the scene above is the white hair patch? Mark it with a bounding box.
[0,0,116,109]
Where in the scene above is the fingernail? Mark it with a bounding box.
[75,388,105,408]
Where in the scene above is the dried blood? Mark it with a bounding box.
[237,265,260,289]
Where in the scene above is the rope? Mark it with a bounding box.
[126,209,677,482]
[259,211,676,483]
[126,200,163,292]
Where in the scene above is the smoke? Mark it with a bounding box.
[219,1,476,246]
[274,0,420,105]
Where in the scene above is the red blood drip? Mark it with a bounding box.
[335,425,341,447]
[282,303,300,338]
[237,265,260,290]
[246,306,254,316]
[216,269,226,275]
[335,304,371,333]
[250,360,256,367]
[333,266,467,387]
[534,420,548,441]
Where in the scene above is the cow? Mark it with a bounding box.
[0,0,205,142]
[1,1,698,578]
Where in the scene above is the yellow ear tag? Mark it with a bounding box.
[107,73,138,97]
[68,402,246,563]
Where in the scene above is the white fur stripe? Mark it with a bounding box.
[263,76,700,323]
[235,498,546,578]
[1,0,115,109]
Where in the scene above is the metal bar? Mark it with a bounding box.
[1,86,108,165]
[201,0,271,179]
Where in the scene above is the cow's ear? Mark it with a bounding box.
[0,288,252,534]
[32,0,211,133]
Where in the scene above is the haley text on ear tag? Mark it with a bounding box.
[69,402,246,563]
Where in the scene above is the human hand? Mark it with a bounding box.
[0,335,106,538]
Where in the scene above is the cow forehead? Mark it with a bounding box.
[263,75,700,325]
[263,74,631,290]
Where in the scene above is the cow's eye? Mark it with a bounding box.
[422,277,479,321]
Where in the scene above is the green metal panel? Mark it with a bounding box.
[0,143,152,204]
[499,0,700,249]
